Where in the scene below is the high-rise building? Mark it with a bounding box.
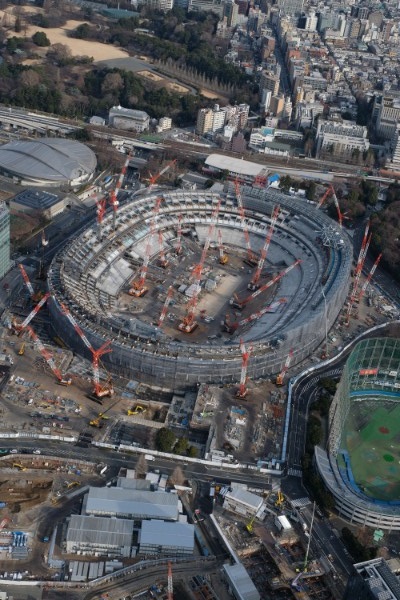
[376,96,400,141]
[224,1,239,26]
[196,109,214,135]
[276,0,304,17]
[343,558,400,600]
[0,203,10,280]
[260,72,280,97]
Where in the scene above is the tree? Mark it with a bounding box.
[32,31,51,47]
[306,181,316,201]
[155,427,176,452]
[174,436,189,455]
[319,377,337,395]
[187,445,198,457]
[169,466,185,486]
[135,453,148,477]
[47,43,72,66]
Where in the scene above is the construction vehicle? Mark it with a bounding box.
[67,481,79,489]
[13,464,26,471]
[89,398,120,428]
[18,263,45,303]
[18,343,25,356]
[224,298,287,334]
[246,515,256,533]
[11,292,50,334]
[275,351,293,386]
[178,200,221,333]
[127,405,145,416]
[217,229,228,264]
[275,491,285,507]
[60,303,113,399]
[345,221,371,325]
[158,286,174,328]
[248,205,280,290]
[234,179,258,266]
[236,340,252,398]
[232,260,301,310]
[26,326,72,386]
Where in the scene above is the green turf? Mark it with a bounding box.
[342,403,400,502]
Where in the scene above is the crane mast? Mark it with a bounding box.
[26,325,71,385]
[345,221,371,324]
[18,264,35,298]
[178,200,220,333]
[158,229,169,268]
[276,349,293,386]
[317,184,344,227]
[175,214,183,256]
[232,260,301,309]
[167,561,173,600]
[109,153,131,230]
[237,340,253,398]
[234,179,257,265]
[158,286,174,328]
[96,197,107,241]
[225,298,287,333]
[249,205,280,289]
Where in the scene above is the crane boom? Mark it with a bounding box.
[167,561,173,600]
[317,184,344,227]
[234,179,257,264]
[109,153,131,230]
[175,214,183,255]
[17,292,50,331]
[358,253,382,302]
[148,159,176,190]
[92,341,113,399]
[26,325,71,385]
[59,303,94,352]
[225,298,287,333]
[276,349,293,385]
[178,201,220,332]
[250,205,280,288]
[233,260,301,309]
[158,286,174,328]
[237,339,253,398]
[345,223,371,324]
[218,229,228,264]
[18,264,35,297]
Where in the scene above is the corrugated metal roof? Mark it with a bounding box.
[140,520,194,551]
[67,515,133,547]
[85,487,179,521]
[205,153,264,177]
[223,564,260,600]
[225,487,264,511]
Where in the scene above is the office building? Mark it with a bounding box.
[316,119,370,161]
[10,189,65,220]
[0,203,10,280]
[139,520,194,557]
[109,106,150,132]
[375,96,400,141]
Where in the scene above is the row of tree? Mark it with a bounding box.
[155,427,198,457]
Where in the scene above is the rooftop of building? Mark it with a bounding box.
[11,189,60,210]
[85,487,179,520]
[224,486,264,511]
[223,563,260,600]
[66,515,134,547]
[354,558,400,599]
[205,153,264,177]
[140,519,194,550]
[109,105,150,120]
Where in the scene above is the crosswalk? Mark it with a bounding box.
[290,497,312,508]
[287,468,303,477]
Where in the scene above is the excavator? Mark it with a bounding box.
[127,405,145,416]
[89,398,120,428]
[275,490,285,507]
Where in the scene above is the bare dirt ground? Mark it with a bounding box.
[138,70,191,94]
[1,8,128,62]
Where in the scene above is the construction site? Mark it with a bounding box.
[43,157,353,393]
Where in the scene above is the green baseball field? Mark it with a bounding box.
[341,403,400,502]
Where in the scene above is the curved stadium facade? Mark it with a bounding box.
[316,338,400,530]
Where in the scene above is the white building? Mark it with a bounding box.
[223,486,264,517]
[109,106,150,132]
[316,119,370,160]
[139,520,194,556]
[157,117,172,132]
[249,127,275,150]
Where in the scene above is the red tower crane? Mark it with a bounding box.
[345,221,371,325]
[109,153,131,230]
[317,184,344,227]
[158,229,169,268]
[96,197,107,241]
[147,159,176,191]
[236,339,253,398]
[12,292,50,333]
[129,197,164,297]
[276,349,293,386]
[249,205,280,289]
[178,201,221,333]
[26,325,71,385]
[232,260,301,309]
[167,561,173,600]
[225,298,287,333]
[158,286,174,328]
[357,253,382,303]
[218,229,228,264]
[234,179,257,266]
[175,214,183,256]
[60,303,113,399]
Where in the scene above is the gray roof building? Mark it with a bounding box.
[223,564,260,600]
[84,487,179,521]
[66,515,134,557]
[139,520,194,556]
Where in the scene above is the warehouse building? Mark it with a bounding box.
[66,515,134,557]
[83,487,180,521]
[223,486,265,518]
[139,520,194,557]
[109,106,150,132]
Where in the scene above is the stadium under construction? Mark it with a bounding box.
[47,182,352,390]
